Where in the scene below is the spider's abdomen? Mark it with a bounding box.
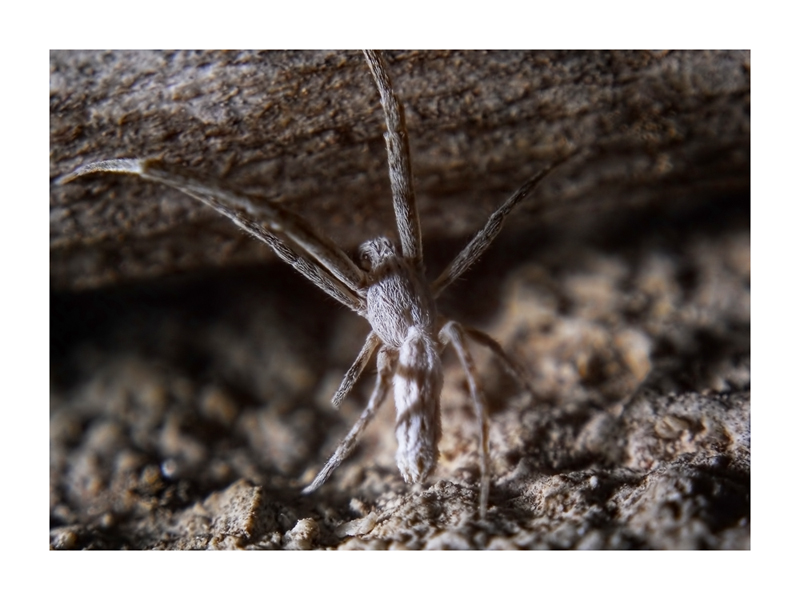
[393,326,443,483]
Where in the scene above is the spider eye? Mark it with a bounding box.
[359,251,372,270]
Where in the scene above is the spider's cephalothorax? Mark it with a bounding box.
[59,50,567,517]
[360,236,436,346]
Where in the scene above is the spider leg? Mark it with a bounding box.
[439,321,490,518]
[462,325,533,395]
[431,156,570,297]
[303,347,396,494]
[59,159,367,314]
[363,50,423,266]
[331,331,381,408]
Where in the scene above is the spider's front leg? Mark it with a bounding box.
[363,50,423,267]
[59,158,369,315]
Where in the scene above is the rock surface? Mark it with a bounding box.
[51,50,749,289]
[50,51,749,550]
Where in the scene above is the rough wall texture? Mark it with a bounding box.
[50,50,749,549]
[51,50,749,289]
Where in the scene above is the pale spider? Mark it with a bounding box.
[60,50,569,516]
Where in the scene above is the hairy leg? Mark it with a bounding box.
[432,156,570,297]
[303,347,397,494]
[363,50,423,267]
[463,325,533,395]
[330,331,381,408]
[60,159,368,310]
[440,321,491,518]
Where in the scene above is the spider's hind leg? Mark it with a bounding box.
[302,346,396,494]
[439,321,491,518]
[462,325,533,397]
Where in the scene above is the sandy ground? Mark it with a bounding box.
[50,197,749,549]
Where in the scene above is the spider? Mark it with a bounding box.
[60,50,569,517]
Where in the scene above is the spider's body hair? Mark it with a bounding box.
[360,236,442,483]
[360,237,436,347]
[393,326,442,483]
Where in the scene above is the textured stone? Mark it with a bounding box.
[50,50,749,289]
